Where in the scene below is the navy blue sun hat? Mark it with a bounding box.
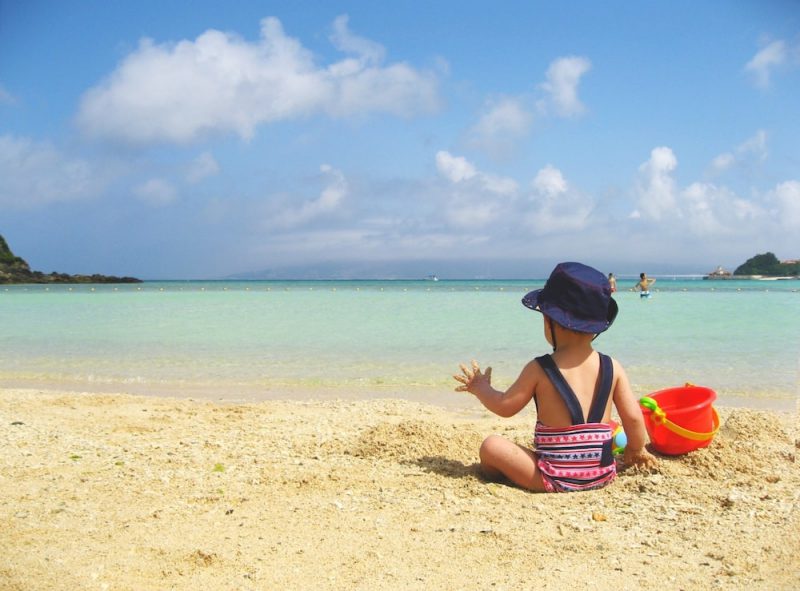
[522,262,618,334]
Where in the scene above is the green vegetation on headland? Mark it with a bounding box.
[734,252,799,277]
[706,252,799,279]
[0,235,141,284]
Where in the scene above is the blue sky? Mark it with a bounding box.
[1,1,799,279]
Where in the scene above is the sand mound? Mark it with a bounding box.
[351,420,484,463]
[641,409,794,481]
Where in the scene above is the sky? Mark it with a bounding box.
[1,1,799,279]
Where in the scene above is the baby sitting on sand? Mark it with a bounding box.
[454,262,656,492]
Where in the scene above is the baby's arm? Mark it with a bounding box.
[611,360,657,468]
[454,360,535,418]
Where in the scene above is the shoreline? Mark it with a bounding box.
[1,387,798,590]
[1,379,796,414]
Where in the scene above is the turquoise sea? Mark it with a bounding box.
[1,278,798,411]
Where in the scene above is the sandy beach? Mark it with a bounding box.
[1,388,798,590]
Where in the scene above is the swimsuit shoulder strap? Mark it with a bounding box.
[535,354,585,425]
[586,353,614,423]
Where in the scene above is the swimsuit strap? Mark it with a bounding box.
[586,353,614,423]
[535,353,615,425]
[535,354,585,425]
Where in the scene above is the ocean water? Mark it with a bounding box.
[1,279,798,410]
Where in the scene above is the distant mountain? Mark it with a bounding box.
[225,258,719,281]
[0,234,141,284]
[225,258,557,280]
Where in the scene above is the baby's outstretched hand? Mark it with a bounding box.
[453,360,492,394]
[623,447,657,469]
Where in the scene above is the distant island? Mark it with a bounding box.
[0,234,141,284]
[705,252,799,280]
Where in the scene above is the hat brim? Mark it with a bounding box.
[522,289,618,334]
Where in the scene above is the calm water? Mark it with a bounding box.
[1,279,798,410]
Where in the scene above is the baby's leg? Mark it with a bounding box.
[479,435,545,491]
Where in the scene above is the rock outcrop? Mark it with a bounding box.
[0,235,141,284]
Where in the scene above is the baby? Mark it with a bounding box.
[455,262,656,492]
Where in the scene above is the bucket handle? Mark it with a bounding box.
[639,396,720,441]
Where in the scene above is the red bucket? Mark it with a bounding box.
[639,385,719,455]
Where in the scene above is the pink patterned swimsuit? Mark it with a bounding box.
[533,353,617,493]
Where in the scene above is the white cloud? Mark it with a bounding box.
[631,146,678,220]
[709,130,767,175]
[270,164,348,227]
[467,97,534,155]
[435,150,517,195]
[629,145,800,239]
[745,40,787,89]
[436,154,597,235]
[328,60,439,118]
[532,164,568,197]
[465,55,591,158]
[435,151,477,183]
[316,164,348,211]
[186,151,220,183]
[768,180,800,228]
[527,165,594,233]
[739,129,768,156]
[710,152,735,173]
[681,182,740,235]
[435,151,518,228]
[0,134,104,208]
[76,16,440,145]
[539,56,591,117]
[676,179,798,239]
[480,174,518,196]
[329,15,385,65]
[226,151,798,271]
[133,178,178,206]
[442,201,501,228]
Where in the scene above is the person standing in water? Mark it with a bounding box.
[636,272,656,298]
[608,273,617,293]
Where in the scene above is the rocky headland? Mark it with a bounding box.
[0,234,141,284]
[704,252,799,280]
